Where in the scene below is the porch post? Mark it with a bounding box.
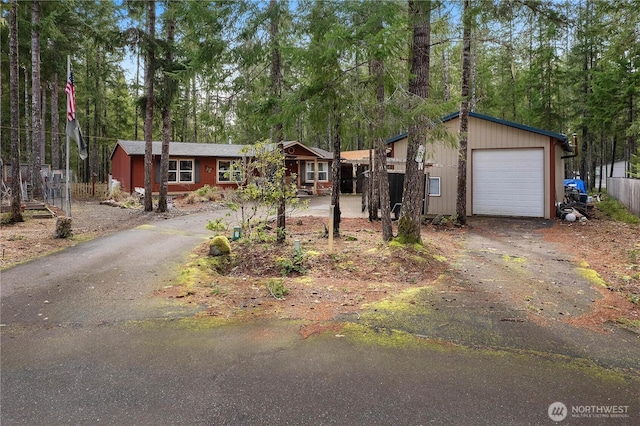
[352,163,357,194]
[297,161,301,188]
[314,158,318,194]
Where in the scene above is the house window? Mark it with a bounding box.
[306,162,328,182]
[168,159,194,183]
[217,160,243,183]
[428,177,441,196]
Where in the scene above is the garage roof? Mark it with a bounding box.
[386,111,571,151]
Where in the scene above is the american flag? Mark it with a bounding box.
[64,68,87,160]
[65,70,76,122]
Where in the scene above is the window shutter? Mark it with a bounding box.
[195,159,200,183]
[155,158,160,183]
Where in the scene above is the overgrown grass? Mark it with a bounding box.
[597,196,640,224]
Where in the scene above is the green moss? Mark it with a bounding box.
[577,267,608,288]
[209,235,231,255]
[341,323,427,349]
[433,255,447,262]
[396,216,422,244]
[502,254,526,264]
[295,276,314,285]
[136,224,156,230]
[617,317,640,333]
[338,260,358,271]
[360,286,434,323]
[127,316,232,330]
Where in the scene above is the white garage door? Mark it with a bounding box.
[473,149,544,217]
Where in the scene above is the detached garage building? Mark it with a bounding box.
[386,111,573,219]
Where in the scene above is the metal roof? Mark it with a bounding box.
[386,111,571,151]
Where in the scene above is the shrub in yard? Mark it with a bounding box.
[196,185,221,201]
[206,218,228,233]
[266,278,289,300]
[276,250,307,276]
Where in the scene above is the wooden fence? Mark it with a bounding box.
[606,177,640,217]
[71,182,109,198]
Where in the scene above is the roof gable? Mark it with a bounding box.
[386,111,569,148]
[442,111,568,143]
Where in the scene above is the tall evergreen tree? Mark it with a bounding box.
[30,0,44,200]
[269,0,287,243]
[456,0,472,225]
[9,0,23,222]
[157,0,177,213]
[143,0,156,212]
[398,0,431,244]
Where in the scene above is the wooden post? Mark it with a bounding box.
[352,164,357,194]
[329,204,334,251]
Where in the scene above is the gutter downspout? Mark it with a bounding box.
[561,133,579,159]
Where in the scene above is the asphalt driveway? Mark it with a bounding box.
[2,199,638,425]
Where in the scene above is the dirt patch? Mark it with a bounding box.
[539,219,640,332]
[157,216,454,324]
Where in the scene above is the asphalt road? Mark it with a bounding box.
[2,198,639,425]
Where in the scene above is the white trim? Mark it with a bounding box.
[217,159,243,183]
[168,158,194,184]
[306,161,328,182]
[428,176,441,197]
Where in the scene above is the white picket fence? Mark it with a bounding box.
[606,177,640,217]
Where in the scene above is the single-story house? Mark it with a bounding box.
[344,111,573,219]
[110,140,334,195]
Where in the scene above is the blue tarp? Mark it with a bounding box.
[564,178,586,194]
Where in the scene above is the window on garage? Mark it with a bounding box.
[428,177,441,196]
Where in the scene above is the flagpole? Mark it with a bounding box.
[65,55,71,217]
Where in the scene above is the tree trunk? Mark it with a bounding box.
[367,147,378,222]
[135,43,140,141]
[372,54,392,241]
[30,0,44,200]
[91,52,100,183]
[456,0,472,226]
[41,85,46,168]
[9,0,23,222]
[143,0,155,212]
[192,78,197,142]
[24,67,31,171]
[51,75,61,170]
[399,0,431,244]
[331,98,341,236]
[158,9,176,213]
[270,0,286,243]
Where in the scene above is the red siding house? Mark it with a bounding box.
[110,140,334,195]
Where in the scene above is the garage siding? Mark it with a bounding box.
[472,149,544,217]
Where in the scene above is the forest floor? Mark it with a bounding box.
[1,197,638,336]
